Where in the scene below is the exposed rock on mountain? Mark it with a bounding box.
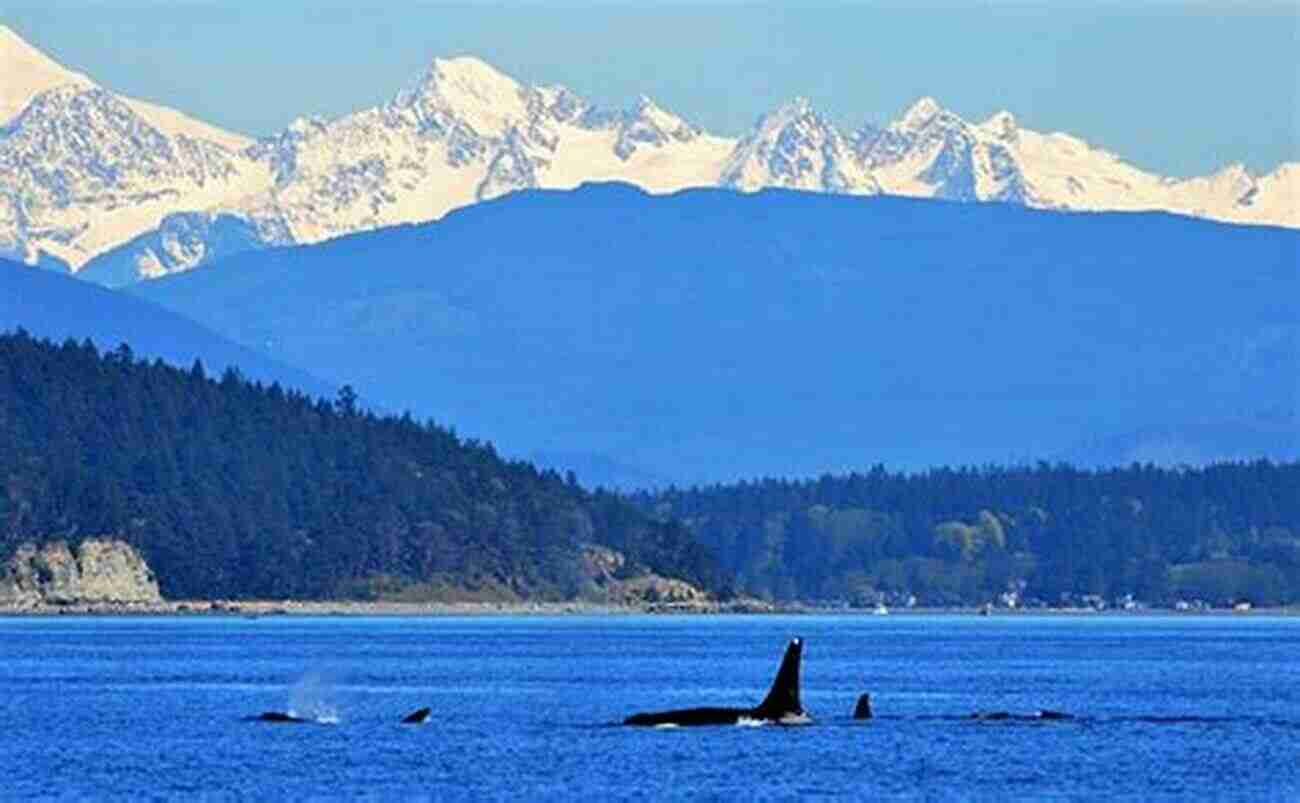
[0,24,247,149]
[224,56,734,253]
[0,26,261,270]
[77,211,278,287]
[720,98,878,194]
[0,539,162,607]
[0,84,266,269]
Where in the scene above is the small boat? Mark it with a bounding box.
[873,603,889,616]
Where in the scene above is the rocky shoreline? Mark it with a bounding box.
[10,540,1292,618]
[1,539,779,616]
[0,596,779,617]
[3,598,1296,617]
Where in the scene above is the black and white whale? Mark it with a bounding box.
[853,693,873,720]
[401,707,432,724]
[623,637,811,727]
[244,711,316,724]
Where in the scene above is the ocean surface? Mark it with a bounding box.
[1,614,1297,801]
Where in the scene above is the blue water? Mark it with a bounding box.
[1,615,1297,801]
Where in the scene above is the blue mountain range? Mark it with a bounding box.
[0,261,332,399]
[126,183,1297,484]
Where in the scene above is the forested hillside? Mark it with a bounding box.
[0,331,719,600]
[641,463,1300,607]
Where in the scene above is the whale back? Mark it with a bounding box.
[401,707,432,724]
[853,693,873,720]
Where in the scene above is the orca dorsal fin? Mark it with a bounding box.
[401,706,432,724]
[754,638,804,717]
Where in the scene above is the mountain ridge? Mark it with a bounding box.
[0,27,1294,284]
[131,183,1299,485]
[0,24,249,149]
[0,258,333,399]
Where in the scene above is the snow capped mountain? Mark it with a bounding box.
[403,56,537,140]
[720,98,878,194]
[77,211,278,287]
[859,97,971,199]
[221,54,734,250]
[0,25,248,149]
[614,96,701,160]
[855,96,1300,225]
[0,84,268,269]
[853,98,1029,203]
[0,26,261,269]
[0,25,93,125]
[1,26,1294,286]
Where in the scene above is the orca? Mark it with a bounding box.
[853,693,873,720]
[623,637,811,727]
[401,707,432,724]
[245,711,314,724]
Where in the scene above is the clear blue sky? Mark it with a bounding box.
[5,1,1297,177]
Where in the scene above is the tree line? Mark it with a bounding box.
[636,460,1300,607]
[0,330,720,600]
[7,328,1294,608]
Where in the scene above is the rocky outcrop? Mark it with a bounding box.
[0,538,162,608]
[579,544,628,580]
[578,544,711,608]
[608,574,711,607]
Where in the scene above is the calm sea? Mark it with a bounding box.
[1,614,1297,801]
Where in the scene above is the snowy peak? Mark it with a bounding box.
[979,110,1019,142]
[401,55,531,136]
[1208,163,1255,198]
[890,96,971,142]
[633,95,696,137]
[858,96,989,200]
[0,25,93,124]
[119,97,251,151]
[1166,161,1261,214]
[0,25,248,149]
[897,96,943,133]
[4,42,1298,286]
[612,95,702,160]
[720,97,878,194]
[0,75,267,270]
[10,84,163,143]
[4,85,241,185]
[430,55,517,89]
[287,115,329,137]
[763,96,815,127]
[532,84,591,126]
